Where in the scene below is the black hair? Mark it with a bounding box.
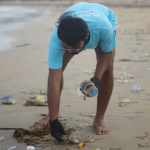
[57,11,89,48]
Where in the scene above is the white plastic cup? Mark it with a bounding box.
[26,146,35,150]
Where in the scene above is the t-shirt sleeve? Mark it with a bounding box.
[99,22,117,53]
[48,36,65,69]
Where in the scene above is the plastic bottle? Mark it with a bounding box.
[7,146,17,150]
[26,146,35,150]
[133,85,141,92]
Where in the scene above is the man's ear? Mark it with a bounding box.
[86,33,90,39]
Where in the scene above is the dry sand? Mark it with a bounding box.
[0,2,150,150]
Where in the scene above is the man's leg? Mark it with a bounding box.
[93,46,115,134]
[34,52,74,126]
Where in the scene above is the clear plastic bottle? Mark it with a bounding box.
[26,146,35,150]
[7,146,17,150]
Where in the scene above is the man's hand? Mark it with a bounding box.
[49,118,66,142]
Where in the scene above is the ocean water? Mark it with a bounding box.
[0,5,45,51]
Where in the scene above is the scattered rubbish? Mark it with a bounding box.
[133,59,148,62]
[60,115,71,120]
[36,95,47,103]
[80,123,92,127]
[81,68,95,75]
[117,80,134,83]
[16,43,31,47]
[106,148,122,150]
[122,66,127,70]
[119,59,131,61]
[131,48,144,52]
[96,149,100,150]
[119,97,138,107]
[41,114,47,116]
[133,55,140,58]
[0,136,5,141]
[7,146,17,150]
[137,132,150,148]
[90,114,96,117]
[24,100,47,106]
[78,143,85,148]
[13,124,50,145]
[0,95,11,100]
[2,99,16,105]
[26,146,35,150]
[80,80,98,100]
[144,53,149,57]
[146,68,150,71]
[133,85,141,92]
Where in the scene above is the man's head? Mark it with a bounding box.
[57,12,89,54]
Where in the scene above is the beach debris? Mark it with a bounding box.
[7,146,17,150]
[36,95,47,103]
[117,73,135,83]
[122,66,127,70]
[60,115,71,121]
[63,104,71,107]
[81,68,95,75]
[90,114,96,117]
[106,148,122,150]
[117,80,134,83]
[26,146,35,150]
[0,95,11,100]
[133,55,140,58]
[0,136,5,141]
[133,85,141,92]
[80,123,92,127]
[80,80,98,100]
[119,97,138,107]
[41,114,47,116]
[146,68,150,71]
[96,149,100,150]
[78,143,85,148]
[2,99,16,105]
[16,43,31,47]
[137,132,150,148]
[13,124,50,145]
[24,100,47,106]
[144,53,149,57]
[119,59,131,61]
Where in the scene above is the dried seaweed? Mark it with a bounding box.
[13,124,50,145]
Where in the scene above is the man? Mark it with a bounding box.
[34,2,117,142]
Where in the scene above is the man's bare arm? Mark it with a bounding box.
[47,68,62,121]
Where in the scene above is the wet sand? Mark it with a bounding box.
[0,3,150,150]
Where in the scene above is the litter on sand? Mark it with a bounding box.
[146,68,150,71]
[119,97,138,107]
[80,123,92,127]
[7,146,17,150]
[81,68,95,75]
[24,100,47,106]
[90,114,96,117]
[78,143,85,148]
[133,85,141,92]
[0,136,5,141]
[137,132,150,148]
[2,99,16,105]
[36,95,47,103]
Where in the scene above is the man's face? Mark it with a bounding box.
[60,33,89,54]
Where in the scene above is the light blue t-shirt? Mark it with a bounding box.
[48,2,117,69]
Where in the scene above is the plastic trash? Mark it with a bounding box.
[96,149,100,150]
[122,66,127,70]
[2,99,16,105]
[7,146,17,150]
[133,85,141,92]
[90,114,96,117]
[0,136,5,141]
[1,95,11,100]
[119,97,130,107]
[26,146,35,150]
[146,68,150,71]
[24,100,47,106]
[36,95,46,103]
[80,123,92,127]
[78,143,85,148]
[144,53,149,57]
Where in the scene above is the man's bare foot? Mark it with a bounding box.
[93,119,110,135]
[34,114,60,126]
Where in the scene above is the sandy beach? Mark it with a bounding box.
[0,1,150,150]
